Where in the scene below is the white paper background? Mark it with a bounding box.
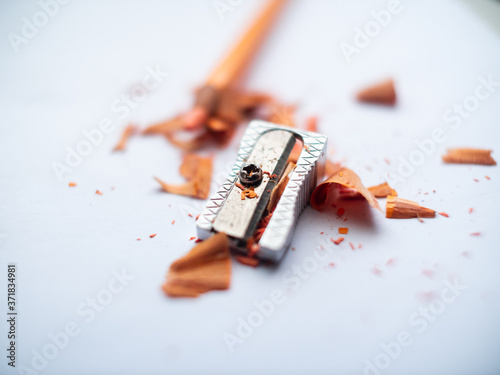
[1,1,500,374]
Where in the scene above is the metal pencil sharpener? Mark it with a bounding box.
[197,120,328,262]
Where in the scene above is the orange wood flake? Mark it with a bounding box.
[357,78,396,106]
[438,212,449,218]
[155,154,212,200]
[339,227,348,234]
[368,182,397,198]
[331,237,344,245]
[68,182,77,187]
[95,190,103,195]
[386,195,435,219]
[162,233,231,298]
[113,124,138,151]
[442,148,496,166]
[150,234,157,238]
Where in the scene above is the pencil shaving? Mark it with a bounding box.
[442,148,496,166]
[155,154,212,199]
[386,195,435,219]
[162,233,231,298]
[357,78,396,106]
[310,167,381,212]
[368,182,397,198]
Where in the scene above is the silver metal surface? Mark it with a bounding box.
[197,120,328,262]
[213,130,295,242]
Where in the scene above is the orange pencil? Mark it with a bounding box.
[185,0,289,129]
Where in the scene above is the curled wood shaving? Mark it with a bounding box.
[386,195,435,219]
[155,154,212,199]
[325,160,342,180]
[142,116,185,136]
[357,78,396,106]
[442,148,496,166]
[310,167,381,212]
[113,124,138,152]
[368,182,397,198]
[162,233,231,298]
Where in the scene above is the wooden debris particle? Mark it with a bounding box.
[357,78,396,106]
[236,255,259,268]
[339,227,348,234]
[386,257,396,266]
[95,190,103,195]
[442,148,496,166]
[438,212,449,218]
[331,237,344,245]
[162,233,231,298]
[320,231,324,234]
[188,213,193,218]
[189,236,197,241]
[470,232,481,236]
[337,207,345,217]
[68,182,77,187]
[137,238,141,241]
[371,266,382,276]
[485,175,491,180]
[349,242,355,250]
[368,182,397,198]
[150,234,157,238]
[473,179,479,182]
[155,154,212,200]
[305,116,318,132]
[171,220,175,225]
[311,167,381,212]
[468,208,473,214]
[113,124,138,152]
[358,244,362,249]
[386,195,435,219]
[142,116,185,136]
[240,186,258,200]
